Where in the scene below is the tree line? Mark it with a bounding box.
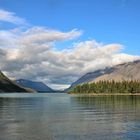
[69,81,140,94]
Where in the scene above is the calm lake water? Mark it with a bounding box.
[0,93,140,140]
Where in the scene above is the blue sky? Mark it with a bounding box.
[0,0,140,89]
[0,0,140,55]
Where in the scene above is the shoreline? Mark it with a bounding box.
[69,93,140,96]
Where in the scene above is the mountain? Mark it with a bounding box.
[0,71,28,93]
[15,79,54,92]
[67,60,140,90]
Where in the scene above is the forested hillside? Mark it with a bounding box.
[69,81,140,94]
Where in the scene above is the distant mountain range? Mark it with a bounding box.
[0,71,57,93]
[67,60,140,91]
[15,79,54,92]
[0,71,29,93]
[1,60,140,93]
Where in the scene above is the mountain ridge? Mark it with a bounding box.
[15,79,54,92]
[67,60,140,91]
[0,71,29,93]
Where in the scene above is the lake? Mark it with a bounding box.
[0,93,140,140]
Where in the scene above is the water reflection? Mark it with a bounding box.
[71,95,140,139]
[0,94,139,140]
[72,95,140,112]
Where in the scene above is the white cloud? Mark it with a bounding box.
[0,9,139,90]
[0,9,26,25]
[22,27,82,43]
[0,33,139,89]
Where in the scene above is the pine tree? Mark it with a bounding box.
[69,80,140,94]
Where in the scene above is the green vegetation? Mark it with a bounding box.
[0,71,29,93]
[69,81,140,94]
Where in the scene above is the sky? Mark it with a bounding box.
[0,0,140,89]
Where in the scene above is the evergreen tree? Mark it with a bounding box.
[69,80,140,94]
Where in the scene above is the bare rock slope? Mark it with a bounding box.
[68,60,140,90]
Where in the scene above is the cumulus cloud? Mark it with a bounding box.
[0,9,139,89]
[21,27,82,44]
[0,36,139,89]
[0,9,26,25]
